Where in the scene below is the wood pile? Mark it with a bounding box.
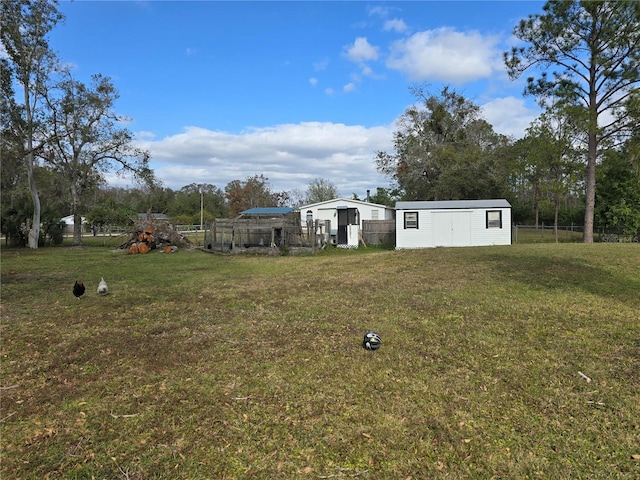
[118,220,192,254]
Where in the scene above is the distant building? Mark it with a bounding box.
[298,198,395,247]
[61,215,85,234]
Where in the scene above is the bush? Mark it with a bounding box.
[39,215,65,246]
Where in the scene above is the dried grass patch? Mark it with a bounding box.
[1,243,639,478]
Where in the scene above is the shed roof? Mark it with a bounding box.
[396,199,511,210]
[239,207,295,216]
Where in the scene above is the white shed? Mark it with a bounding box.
[395,199,512,249]
[299,198,395,247]
[61,215,86,235]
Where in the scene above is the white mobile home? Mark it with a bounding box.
[299,198,395,247]
[395,199,512,249]
[61,215,86,235]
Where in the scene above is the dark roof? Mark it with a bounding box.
[395,199,511,210]
[239,207,295,216]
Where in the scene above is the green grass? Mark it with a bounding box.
[1,242,639,479]
[513,226,584,243]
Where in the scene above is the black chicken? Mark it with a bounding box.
[73,280,86,299]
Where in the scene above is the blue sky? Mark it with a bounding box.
[48,0,546,198]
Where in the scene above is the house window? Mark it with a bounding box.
[371,209,379,220]
[486,210,502,228]
[404,211,419,229]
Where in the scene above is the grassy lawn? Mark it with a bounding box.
[1,242,639,479]
[512,226,584,244]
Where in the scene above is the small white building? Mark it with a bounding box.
[299,198,395,247]
[61,215,86,235]
[395,199,512,249]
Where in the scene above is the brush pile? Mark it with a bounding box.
[118,220,192,254]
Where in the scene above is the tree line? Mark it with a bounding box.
[378,1,640,242]
[2,0,639,248]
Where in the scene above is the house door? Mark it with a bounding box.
[337,207,359,245]
[337,208,348,244]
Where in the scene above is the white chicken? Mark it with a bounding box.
[97,277,109,296]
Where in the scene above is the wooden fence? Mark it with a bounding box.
[205,218,318,253]
[362,220,396,246]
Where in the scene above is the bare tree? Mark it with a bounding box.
[305,178,338,204]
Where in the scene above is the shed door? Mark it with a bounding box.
[432,211,472,247]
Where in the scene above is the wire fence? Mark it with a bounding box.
[513,224,639,243]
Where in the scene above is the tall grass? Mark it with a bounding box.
[1,242,639,479]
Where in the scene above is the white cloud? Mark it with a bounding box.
[344,37,379,63]
[384,18,408,33]
[134,123,394,196]
[361,65,373,77]
[324,87,335,97]
[387,28,502,83]
[368,6,392,18]
[481,96,540,139]
[136,130,156,141]
[343,82,356,93]
[309,77,318,86]
[313,57,330,71]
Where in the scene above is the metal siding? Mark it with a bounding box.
[470,208,511,246]
[396,207,511,249]
[240,207,295,215]
[396,210,431,249]
[396,199,511,210]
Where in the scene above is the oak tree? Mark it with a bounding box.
[375,85,510,201]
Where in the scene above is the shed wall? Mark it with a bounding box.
[396,207,511,249]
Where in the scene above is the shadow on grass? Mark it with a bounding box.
[485,251,640,305]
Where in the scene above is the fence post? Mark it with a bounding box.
[313,220,318,254]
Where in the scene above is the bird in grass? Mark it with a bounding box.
[97,277,108,296]
[73,280,86,299]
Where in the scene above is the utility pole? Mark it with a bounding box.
[199,185,204,231]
